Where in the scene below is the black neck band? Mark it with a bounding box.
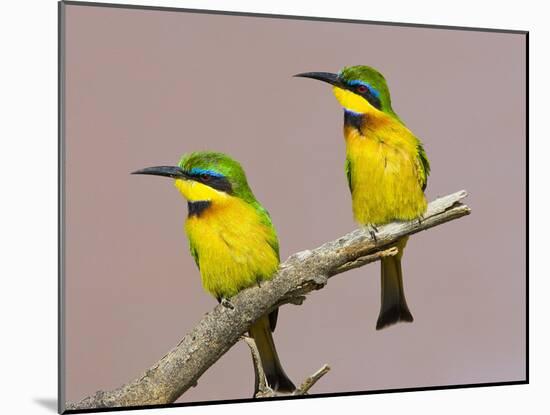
[187,200,212,217]
[344,110,365,131]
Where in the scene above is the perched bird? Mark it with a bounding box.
[132,151,295,394]
[295,66,430,330]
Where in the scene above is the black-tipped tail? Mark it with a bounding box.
[376,249,414,330]
[376,302,414,330]
[248,313,296,395]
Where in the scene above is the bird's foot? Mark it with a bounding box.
[366,224,379,242]
[417,215,424,226]
[221,298,235,310]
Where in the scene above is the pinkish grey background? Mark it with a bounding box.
[63,3,526,405]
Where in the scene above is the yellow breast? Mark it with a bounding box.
[184,195,279,299]
[345,114,427,225]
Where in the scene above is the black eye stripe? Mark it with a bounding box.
[346,82,382,110]
[358,87,381,110]
[188,171,233,193]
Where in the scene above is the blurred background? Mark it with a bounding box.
[63,3,526,404]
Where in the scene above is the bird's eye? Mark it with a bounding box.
[200,174,211,181]
[356,85,368,94]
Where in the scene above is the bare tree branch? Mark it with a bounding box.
[294,365,331,395]
[65,190,470,411]
[240,335,330,398]
[241,335,269,397]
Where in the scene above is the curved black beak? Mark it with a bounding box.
[293,71,344,87]
[131,166,187,179]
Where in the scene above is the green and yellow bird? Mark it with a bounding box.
[132,151,295,394]
[295,66,430,330]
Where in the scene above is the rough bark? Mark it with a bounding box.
[65,190,470,411]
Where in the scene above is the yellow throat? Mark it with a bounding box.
[333,86,375,114]
[175,178,279,299]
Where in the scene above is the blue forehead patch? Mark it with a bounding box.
[347,80,380,98]
[188,168,225,178]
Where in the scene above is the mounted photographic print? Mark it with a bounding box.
[58,1,528,413]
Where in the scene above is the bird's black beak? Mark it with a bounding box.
[293,71,344,87]
[131,166,188,179]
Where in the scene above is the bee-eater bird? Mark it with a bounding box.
[132,151,296,394]
[295,66,430,330]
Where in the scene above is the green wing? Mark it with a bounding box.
[254,202,280,332]
[345,158,353,193]
[416,141,431,192]
[257,204,280,261]
[189,241,200,270]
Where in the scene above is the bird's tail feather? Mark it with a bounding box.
[376,237,414,330]
[248,314,296,395]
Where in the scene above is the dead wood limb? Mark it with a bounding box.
[65,190,470,411]
[294,365,331,395]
